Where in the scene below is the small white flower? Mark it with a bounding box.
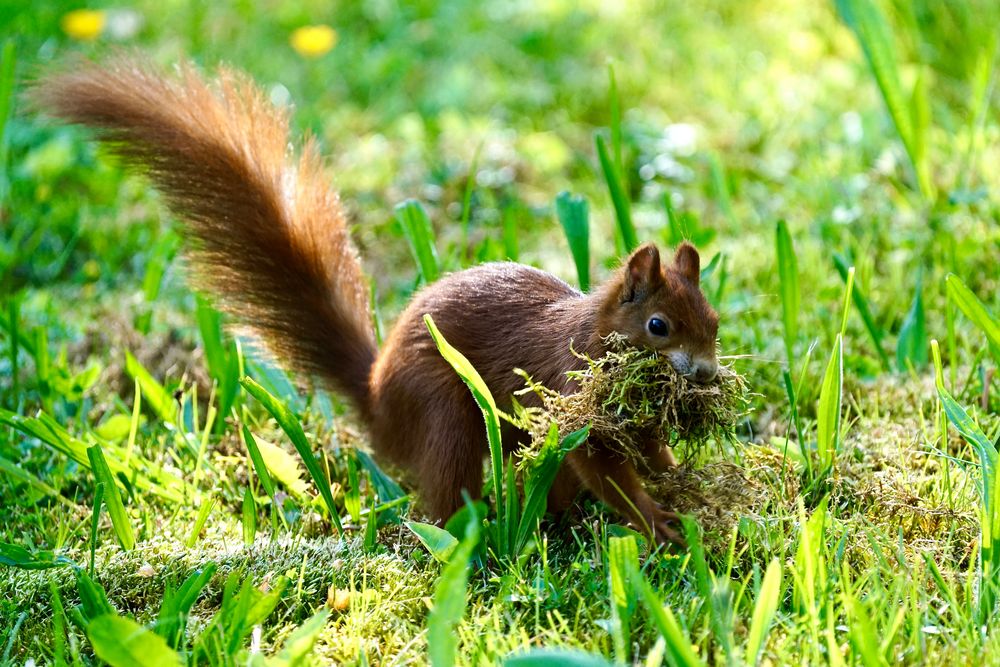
[106,9,144,40]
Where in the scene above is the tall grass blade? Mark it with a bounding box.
[242,425,275,500]
[424,315,506,555]
[608,62,623,176]
[632,567,706,667]
[745,559,782,666]
[87,444,135,551]
[90,481,104,574]
[896,274,927,371]
[555,192,591,291]
[195,297,240,425]
[836,0,928,197]
[932,340,999,621]
[241,487,256,547]
[595,133,638,253]
[125,351,177,423]
[775,220,800,369]
[155,563,217,649]
[459,144,482,264]
[396,200,441,284]
[608,535,638,663]
[241,377,345,536]
[427,516,480,667]
[815,335,843,472]
[842,587,887,667]
[0,40,16,204]
[515,425,588,553]
[345,450,362,524]
[793,497,827,620]
[833,255,889,370]
[945,274,1000,363]
[186,497,215,548]
[707,153,736,225]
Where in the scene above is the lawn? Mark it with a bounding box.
[1,0,999,665]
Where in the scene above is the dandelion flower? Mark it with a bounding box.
[290,25,337,58]
[61,9,105,41]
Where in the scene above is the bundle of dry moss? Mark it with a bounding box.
[512,333,750,466]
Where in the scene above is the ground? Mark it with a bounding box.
[1,0,999,665]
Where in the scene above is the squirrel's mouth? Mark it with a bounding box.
[668,351,719,384]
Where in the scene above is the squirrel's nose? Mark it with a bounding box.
[691,359,718,384]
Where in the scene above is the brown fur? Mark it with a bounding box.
[32,58,720,544]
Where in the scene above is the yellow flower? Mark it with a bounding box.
[61,9,106,41]
[82,259,101,281]
[290,25,337,58]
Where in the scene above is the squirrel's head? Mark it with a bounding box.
[600,242,720,383]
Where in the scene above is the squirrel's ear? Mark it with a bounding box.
[673,242,700,286]
[623,243,662,302]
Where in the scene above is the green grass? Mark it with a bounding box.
[2,0,1000,665]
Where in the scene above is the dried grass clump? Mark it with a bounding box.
[514,334,750,465]
[644,462,766,541]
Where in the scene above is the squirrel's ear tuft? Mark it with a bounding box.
[623,243,662,302]
[673,242,700,285]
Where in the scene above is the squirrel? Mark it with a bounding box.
[31,58,720,545]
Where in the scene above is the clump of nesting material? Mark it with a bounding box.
[644,463,766,542]
[513,333,750,466]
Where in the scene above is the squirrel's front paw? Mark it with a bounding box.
[634,502,686,548]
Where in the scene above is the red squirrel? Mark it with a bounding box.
[32,58,719,545]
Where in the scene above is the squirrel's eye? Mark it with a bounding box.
[647,317,669,337]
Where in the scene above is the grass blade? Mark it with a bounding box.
[633,571,706,667]
[836,0,928,197]
[125,351,177,423]
[595,133,637,253]
[87,614,183,667]
[833,255,889,370]
[815,334,843,472]
[195,297,240,425]
[345,450,362,524]
[745,559,782,666]
[240,377,345,536]
[932,341,997,562]
[946,273,1000,363]
[242,425,275,500]
[0,543,73,570]
[424,315,506,555]
[608,535,638,663]
[396,199,441,284]
[87,444,135,551]
[427,515,480,667]
[896,274,927,371]
[0,40,16,204]
[775,220,800,369]
[89,482,104,574]
[555,192,590,292]
[515,425,588,553]
[186,497,215,548]
[407,521,459,563]
[608,62,623,176]
[241,486,256,547]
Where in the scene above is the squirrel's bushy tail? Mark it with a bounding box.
[32,58,376,416]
